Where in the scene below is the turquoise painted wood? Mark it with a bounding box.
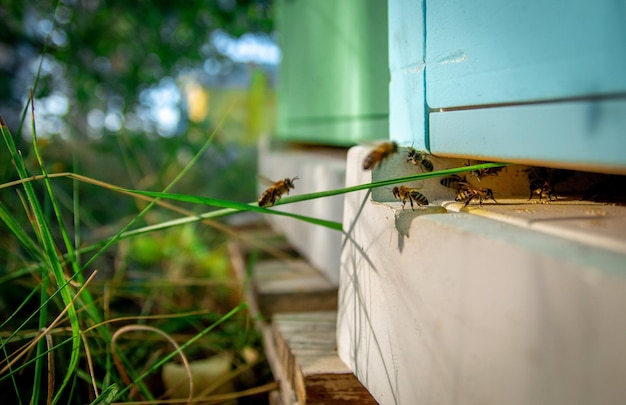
[430,99,626,169]
[426,0,626,108]
[275,0,389,146]
[388,0,427,150]
[384,0,626,170]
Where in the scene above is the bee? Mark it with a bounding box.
[407,147,433,172]
[392,186,429,210]
[363,141,398,170]
[258,176,299,207]
[528,178,557,201]
[526,167,557,201]
[466,160,505,181]
[440,175,469,191]
[455,186,497,207]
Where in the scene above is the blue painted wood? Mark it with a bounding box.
[429,99,626,170]
[388,0,427,150]
[426,0,626,108]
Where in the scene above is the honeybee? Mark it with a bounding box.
[467,160,504,181]
[258,176,299,207]
[455,186,497,207]
[363,141,398,170]
[440,175,469,191]
[526,167,557,201]
[392,186,429,210]
[528,178,557,201]
[407,147,434,172]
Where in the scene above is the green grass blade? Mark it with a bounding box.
[120,162,507,233]
[0,334,74,385]
[80,99,237,272]
[0,337,24,405]
[279,162,510,205]
[0,285,40,331]
[0,271,83,354]
[29,96,84,405]
[30,272,48,405]
[120,190,344,231]
[1,112,82,404]
[0,201,46,263]
[89,384,119,405]
[112,303,248,400]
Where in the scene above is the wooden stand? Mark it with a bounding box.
[228,226,375,404]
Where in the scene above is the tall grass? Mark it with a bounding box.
[0,93,270,403]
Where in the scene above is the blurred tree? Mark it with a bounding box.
[0,0,274,138]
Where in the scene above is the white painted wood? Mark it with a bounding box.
[338,146,626,405]
[257,137,346,284]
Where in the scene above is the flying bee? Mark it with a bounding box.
[455,186,497,207]
[363,141,398,170]
[392,186,429,210]
[258,176,299,207]
[440,175,470,191]
[407,147,434,172]
[528,178,557,201]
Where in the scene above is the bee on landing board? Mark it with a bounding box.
[528,178,557,201]
[363,141,398,170]
[392,186,429,210]
[258,176,299,207]
[466,160,505,182]
[440,175,470,191]
[407,147,434,172]
[455,186,497,207]
[526,167,557,202]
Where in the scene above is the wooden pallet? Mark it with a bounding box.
[227,227,375,404]
[227,229,337,318]
[270,311,377,405]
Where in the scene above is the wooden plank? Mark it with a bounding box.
[254,260,338,316]
[426,0,626,108]
[228,233,346,404]
[429,99,626,172]
[227,236,337,320]
[272,312,377,405]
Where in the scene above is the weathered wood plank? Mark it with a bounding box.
[254,259,338,316]
[228,229,368,404]
[273,312,377,405]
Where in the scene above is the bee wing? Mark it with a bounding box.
[456,181,473,190]
[359,140,391,147]
[257,174,276,186]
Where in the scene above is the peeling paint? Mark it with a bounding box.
[401,62,425,74]
[435,50,467,65]
[396,50,466,76]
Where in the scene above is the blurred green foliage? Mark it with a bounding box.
[0,3,277,402]
[0,0,278,280]
[0,0,274,134]
[0,0,276,227]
